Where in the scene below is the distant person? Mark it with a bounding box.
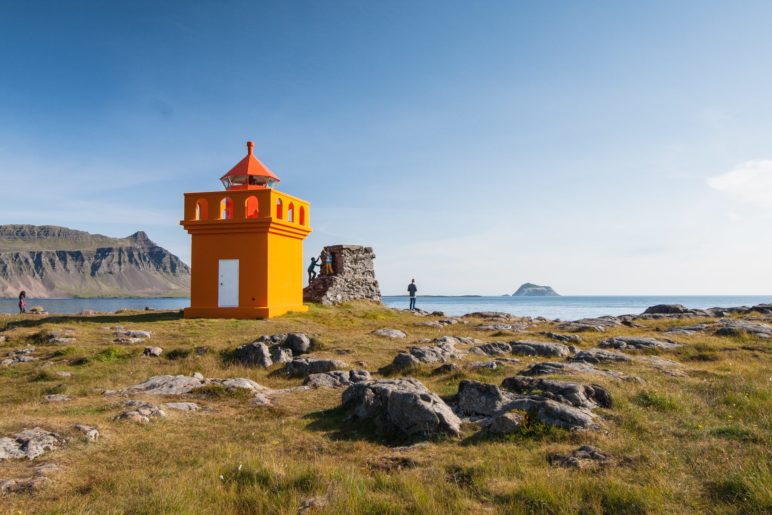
[322,251,334,275]
[407,279,417,311]
[307,256,320,283]
[18,290,27,314]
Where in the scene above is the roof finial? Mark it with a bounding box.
[246,141,254,156]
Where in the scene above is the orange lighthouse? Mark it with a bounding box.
[181,141,311,318]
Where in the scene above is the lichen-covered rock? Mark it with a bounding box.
[517,361,635,381]
[303,245,381,305]
[0,428,63,461]
[485,412,525,435]
[163,402,201,411]
[715,320,772,339]
[571,349,631,364]
[509,340,572,357]
[557,317,622,333]
[342,378,461,438]
[209,378,267,392]
[501,376,612,409]
[389,338,464,371]
[304,369,371,388]
[540,332,583,344]
[115,400,166,423]
[599,337,681,351]
[456,380,515,417]
[143,346,163,357]
[283,358,348,378]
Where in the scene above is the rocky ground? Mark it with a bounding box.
[0,302,770,513]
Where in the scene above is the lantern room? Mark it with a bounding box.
[181,141,311,319]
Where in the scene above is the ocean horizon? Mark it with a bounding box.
[3,295,771,320]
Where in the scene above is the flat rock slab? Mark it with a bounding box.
[501,376,612,409]
[570,349,632,364]
[342,378,461,438]
[304,370,371,388]
[119,375,205,395]
[115,400,167,423]
[163,402,201,411]
[715,320,772,339]
[284,358,348,378]
[0,428,63,461]
[548,445,614,469]
[372,328,407,339]
[518,361,639,382]
[557,317,622,333]
[74,424,99,441]
[509,341,573,357]
[390,338,465,371]
[599,337,681,351]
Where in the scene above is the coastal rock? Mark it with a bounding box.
[500,376,612,409]
[304,370,371,388]
[547,445,614,469]
[283,358,348,378]
[163,402,201,411]
[485,412,525,435]
[456,380,515,417]
[643,304,688,315]
[509,340,572,358]
[0,428,63,461]
[1,348,36,367]
[557,317,622,333]
[432,363,461,375]
[389,338,464,371]
[540,332,583,344]
[209,378,267,392]
[571,349,631,364]
[664,324,711,336]
[372,328,407,339]
[43,394,71,403]
[599,337,682,351]
[714,320,772,339]
[517,361,637,381]
[470,342,512,356]
[342,378,461,438]
[303,245,381,305]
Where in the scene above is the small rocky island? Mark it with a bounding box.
[512,282,559,296]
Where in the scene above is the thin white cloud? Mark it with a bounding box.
[708,160,772,209]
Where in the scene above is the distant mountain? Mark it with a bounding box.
[512,282,559,297]
[0,225,190,298]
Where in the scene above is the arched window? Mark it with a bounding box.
[299,206,306,226]
[276,198,283,219]
[288,202,295,223]
[220,197,233,220]
[245,196,259,219]
[195,199,208,221]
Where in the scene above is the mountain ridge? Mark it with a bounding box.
[0,225,190,298]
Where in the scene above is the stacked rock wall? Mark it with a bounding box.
[303,245,381,305]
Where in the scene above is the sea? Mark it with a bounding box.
[2,295,771,321]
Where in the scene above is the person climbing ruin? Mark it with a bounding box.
[407,279,417,311]
[322,250,334,275]
[308,256,320,283]
[18,290,27,314]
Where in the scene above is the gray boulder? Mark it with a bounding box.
[470,342,512,356]
[571,349,631,364]
[0,428,63,461]
[269,346,293,364]
[342,378,461,438]
[163,402,201,411]
[115,400,167,423]
[284,333,312,354]
[509,340,572,358]
[143,346,163,357]
[284,358,348,378]
[389,338,464,371]
[304,369,371,388]
[643,304,688,314]
[500,376,612,409]
[456,380,515,417]
[486,412,525,435]
[540,332,583,344]
[532,400,597,430]
[233,342,273,367]
[74,424,99,442]
[517,361,636,381]
[599,337,681,351]
[715,320,772,339]
[119,374,204,395]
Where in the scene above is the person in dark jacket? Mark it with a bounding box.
[18,290,27,314]
[307,257,320,283]
[407,279,417,311]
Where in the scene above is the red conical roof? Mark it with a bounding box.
[219,141,281,190]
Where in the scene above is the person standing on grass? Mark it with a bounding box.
[18,290,27,314]
[407,279,417,311]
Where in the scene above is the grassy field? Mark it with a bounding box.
[0,303,770,514]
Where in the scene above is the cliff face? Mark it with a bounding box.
[512,282,559,297]
[0,225,190,298]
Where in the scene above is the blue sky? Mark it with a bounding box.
[1,1,771,295]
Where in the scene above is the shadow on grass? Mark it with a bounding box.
[303,405,450,447]
[4,310,184,329]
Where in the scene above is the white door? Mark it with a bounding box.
[218,259,239,308]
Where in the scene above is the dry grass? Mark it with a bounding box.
[0,303,770,514]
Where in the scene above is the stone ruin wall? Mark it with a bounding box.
[303,245,381,305]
